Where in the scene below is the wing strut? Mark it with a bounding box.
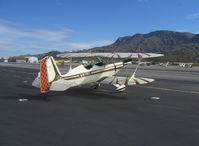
[69,57,73,71]
[130,54,143,80]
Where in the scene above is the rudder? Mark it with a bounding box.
[40,56,50,92]
[39,56,61,93]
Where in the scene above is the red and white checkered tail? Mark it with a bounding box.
[39,56,62,93]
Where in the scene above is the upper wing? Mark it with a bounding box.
[57,52,163,59]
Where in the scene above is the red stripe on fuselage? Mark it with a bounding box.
[62,65,123,80]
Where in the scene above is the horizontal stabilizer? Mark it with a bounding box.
[32,75,40,88]
[50,79,75,91]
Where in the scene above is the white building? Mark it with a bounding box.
[26,57,39,63]
[4,59,8,62]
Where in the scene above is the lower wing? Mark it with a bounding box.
[101,76,154,92]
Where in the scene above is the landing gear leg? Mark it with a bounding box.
[91,83,100,89]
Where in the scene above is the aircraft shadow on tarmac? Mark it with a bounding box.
[0,86,128,101]
[65,87,128,100]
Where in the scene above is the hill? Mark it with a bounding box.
[87,30,199,62]
[18,51,62,60]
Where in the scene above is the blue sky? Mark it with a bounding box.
[0,0,199,57]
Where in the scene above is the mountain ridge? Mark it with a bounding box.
[85,30,199,62]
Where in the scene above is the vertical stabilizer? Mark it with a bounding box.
[39,56,62,93]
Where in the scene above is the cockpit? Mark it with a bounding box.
[84,64,93,69]
[84,61,106,69]
[95,62,106,66]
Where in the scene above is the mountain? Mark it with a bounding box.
[35,51,62,59]
[88,30,199,62]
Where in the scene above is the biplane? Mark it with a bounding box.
[32,52,163,93]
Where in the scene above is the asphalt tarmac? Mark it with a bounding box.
[0,65,199,146]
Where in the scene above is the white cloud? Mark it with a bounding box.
[137,0,148,3]
[0,21,70,42]
[0,19,17,25]
[65,40,114,50]
[0,19,113,56]
[0,39,113,52]
[187,12,199,19]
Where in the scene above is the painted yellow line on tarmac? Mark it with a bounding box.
[137,85,199,95]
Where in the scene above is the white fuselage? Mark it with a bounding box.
[64,62,123,86]
[53,62,124,89]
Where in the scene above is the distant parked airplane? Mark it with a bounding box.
[179,63,193,68]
